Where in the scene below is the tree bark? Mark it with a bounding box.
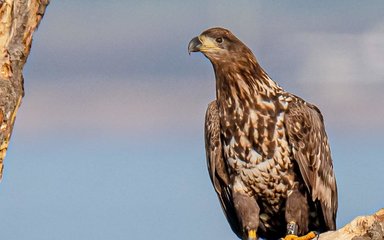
[0,0,49,180]
[319,209,384,240]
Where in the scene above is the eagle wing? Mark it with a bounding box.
[205,101,241,238]
[285,100,338,230]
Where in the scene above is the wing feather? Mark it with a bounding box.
[205,101,241,238]
[285,100,338,230]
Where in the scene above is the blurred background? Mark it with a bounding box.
[0,1,383,239]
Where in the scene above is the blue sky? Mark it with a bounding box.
[0,1,383,239]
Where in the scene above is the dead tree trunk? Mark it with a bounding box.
[0,0,49,180]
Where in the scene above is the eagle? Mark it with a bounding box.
[188,27,337,240]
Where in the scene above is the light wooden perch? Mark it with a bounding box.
[319,209,384,240]
[0,0,49,179]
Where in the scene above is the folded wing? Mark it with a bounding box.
[285,100,338,230]
[205,101,242,238]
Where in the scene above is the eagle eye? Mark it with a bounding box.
[215,37,223,43]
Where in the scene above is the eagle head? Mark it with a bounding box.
[188,27,255,67]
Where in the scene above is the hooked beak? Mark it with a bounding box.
[188,36,202,55]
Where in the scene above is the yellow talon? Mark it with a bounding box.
[248,229,257,239]
[282,231,317,240]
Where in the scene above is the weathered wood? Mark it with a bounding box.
[319,209,384,240]
[0,0,49,180]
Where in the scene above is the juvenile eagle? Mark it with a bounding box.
[188,28,337,240]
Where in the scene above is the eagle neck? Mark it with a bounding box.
[213,59,282,104]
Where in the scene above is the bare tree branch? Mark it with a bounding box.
[319,209,384,240]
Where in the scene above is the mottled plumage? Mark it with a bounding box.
[189,27,337,240]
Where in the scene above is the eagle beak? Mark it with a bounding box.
[188,36,202,55]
